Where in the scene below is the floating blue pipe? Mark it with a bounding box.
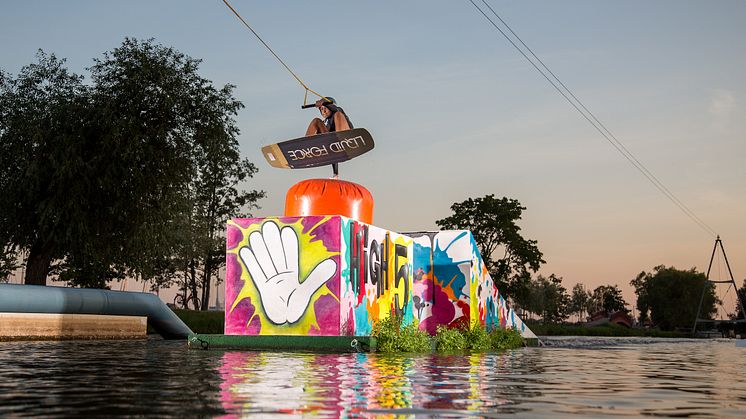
[0,284,192,339]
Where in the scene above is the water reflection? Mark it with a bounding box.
[1,338,744,417]
[218,351,544,417]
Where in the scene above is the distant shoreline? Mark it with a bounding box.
[526,321,689,338]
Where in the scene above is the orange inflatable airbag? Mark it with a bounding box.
[285,179,374,224]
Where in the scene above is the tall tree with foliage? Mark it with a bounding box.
[589,284,628,314]
[0,52,91,285]
[436,195,544,301]
[631,266,719,330]
[183,109,264,310]
[568,283,592,322]
[530,274,569,323]
[0,39,263,289]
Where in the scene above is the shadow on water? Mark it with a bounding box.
[0,337,744,417]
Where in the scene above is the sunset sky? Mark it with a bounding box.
[3,1,745,315]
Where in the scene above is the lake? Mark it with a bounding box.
[1,337,744,417]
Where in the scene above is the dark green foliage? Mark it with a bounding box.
[465,323,492,351]
[0,245,19,282]
[731,279,746,320]
[630,266,719,330]
[529,274,570,323]
[0,39,263,290]
[589,284,628,314]
[436,195,544,299]
[0,51,91,284]
[434,323,524,352]
[171,309,225,334]
[371,316,431,353]
[526,320,687,338]
[568,283,592,322]
[490,327,524,350]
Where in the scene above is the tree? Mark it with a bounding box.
[630,271,650,324]
[631,266,719,331]
[436,195,545,298]
[177,100,265,310]
[0,245,19,283]
[509,270,534,315]
[729,279,746,321]
[530,274,569,323]
[0,39,263,289]
[589,284,628,314]
[0,51,91,285]
[568,283,591,322]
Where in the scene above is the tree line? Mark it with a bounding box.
[0,39,264,310]
[437,194,740,331]
[1,40,742,323]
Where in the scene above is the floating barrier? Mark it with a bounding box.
[188,333,376,352]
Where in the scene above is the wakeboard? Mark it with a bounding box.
[261,128,374,169]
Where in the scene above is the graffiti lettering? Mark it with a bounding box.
[393,243,409,316]
[368,239,380,288]
[379,234,390,297]
[349,222,368,298]
[366,237,390,298]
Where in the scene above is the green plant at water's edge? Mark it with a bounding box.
[466,323,493,351]
[434,325,468,351]
[490,327,524,350]
[434,323,524,352]
[371,315,431,353]
[172,308,525,352]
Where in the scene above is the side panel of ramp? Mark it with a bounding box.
[408,231,536,339]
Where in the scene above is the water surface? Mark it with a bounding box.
[1,337,744,417]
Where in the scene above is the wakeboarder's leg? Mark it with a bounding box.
[306,118,328,136]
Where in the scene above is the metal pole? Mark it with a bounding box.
[718,238,746,321]
[692,236,720,335]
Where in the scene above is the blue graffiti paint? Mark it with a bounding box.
[412,242,432,278]
[354,295,372,335]
[433,234,470,300]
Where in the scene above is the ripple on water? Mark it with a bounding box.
[0,337,744,417]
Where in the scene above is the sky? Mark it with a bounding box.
[2,1,745,316]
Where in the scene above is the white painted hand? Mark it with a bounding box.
[238,221,337,324]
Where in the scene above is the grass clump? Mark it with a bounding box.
[371,315,431,353]
[434,325,468,351]
[465,323,492,351]
[490,327,524,350]
[434,323,524,352]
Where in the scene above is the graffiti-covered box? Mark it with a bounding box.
[225,216,415,336]
[409,231,535,338]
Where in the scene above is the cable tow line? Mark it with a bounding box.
[221,0,330,107]
[467,0,717,238]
